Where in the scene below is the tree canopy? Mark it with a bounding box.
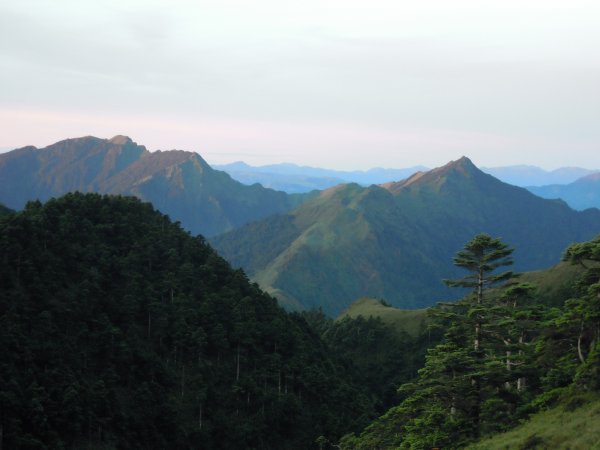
[340,234,600,449]
[0,193,373,449]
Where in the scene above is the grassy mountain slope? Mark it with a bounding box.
[467,395,600,450]
[515,261,589,306]
[338,259,586,340]
[213,157,600,315]
[350,392,600,450]
[0,135,306,236]
[338,234,600,449]
[528,172,600,211]
[337,298,428,338]
[387,158,600,274]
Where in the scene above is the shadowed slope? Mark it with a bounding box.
[0,136,305,236]
[213,157,600,315]
[0,193,374,449]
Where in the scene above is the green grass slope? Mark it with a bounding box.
[213,157,600,315]
[337,259,586,341]
[516,261,589,306]
[337,298,428,338]
[467,395,600,450]
[337,246,600,450]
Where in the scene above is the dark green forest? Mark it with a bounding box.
[301,309,437,416]
[0,193,383,449]
[0,203,13,217]
[1,193,599,449]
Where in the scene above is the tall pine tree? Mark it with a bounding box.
[365,234,518,449]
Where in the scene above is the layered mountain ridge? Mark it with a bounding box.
[0,136,306,236]
[528,171,600,211]
[215,160,598,194]
[212,157,600,315]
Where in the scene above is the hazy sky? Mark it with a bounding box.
[1,0,599,169]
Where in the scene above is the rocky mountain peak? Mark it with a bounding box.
[109,135,133,145]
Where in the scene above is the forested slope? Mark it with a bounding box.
[339,234,600,449]
[0,193,373,449]
[0,203,13,217]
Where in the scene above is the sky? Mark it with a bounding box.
[1,0,599,170]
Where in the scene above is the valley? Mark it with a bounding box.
[212,156,600,315]
[1,137,599,449]
[4,1,599,447]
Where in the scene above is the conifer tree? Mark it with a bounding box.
[444,233,514,353]
[368,234,518,449]
[442,233,514,437]
[560,236,600,388]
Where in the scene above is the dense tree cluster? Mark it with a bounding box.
[302,309,436,416]
[2,193,599,449]
[0,193,371,449]
[341,233,600,449]
[0,203,13,217]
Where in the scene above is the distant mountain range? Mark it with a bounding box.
[214,161,600,211]
[214,161,598,193]
[212,162,429,193]
[211,157,600,315]
[3,135,599,315]
[481,165,597,187]
[0,136,309,237]
[527,172,600,211]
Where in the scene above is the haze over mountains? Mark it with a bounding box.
[212,157,600,315]
[0,136,308,237]
[481,165,597,187]
[212,162,429,193]
[2,135,600,448]
[528,172,600,211]
[215,161,599,194]
[2,135,599,315]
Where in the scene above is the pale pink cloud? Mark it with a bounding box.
[0,107,594,170]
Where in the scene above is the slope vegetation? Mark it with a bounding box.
[337,233,600,449]
[0,203,13,217]
[0,193,373,449]
[467,395,600,450]
[337,298,428,338]
[213,157,600,315]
